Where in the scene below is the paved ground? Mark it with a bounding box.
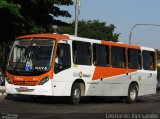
[0,91,160,119]
[0,86,5,96]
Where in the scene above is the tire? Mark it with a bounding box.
[69,83,81,105]
[124,84,138,104]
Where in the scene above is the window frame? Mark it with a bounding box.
[111,46,126,68]
[93,43,110,67]
[72,41,92,65]
[142,50,156,71]
[128,48,141,69]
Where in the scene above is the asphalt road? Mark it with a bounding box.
[0,91,160,119]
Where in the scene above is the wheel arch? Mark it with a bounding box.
[129,81,139,94]
[130,81,139,87]
[72,79,85,96]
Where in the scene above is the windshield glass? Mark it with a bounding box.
[7,38,55,75]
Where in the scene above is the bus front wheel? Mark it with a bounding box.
[69,83,81,105]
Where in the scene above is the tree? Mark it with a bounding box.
[0,0,73,73]
[0,0,73,42]
[57,20,120,42]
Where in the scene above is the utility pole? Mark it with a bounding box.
[74,0,80,36]
[129,24,160,44]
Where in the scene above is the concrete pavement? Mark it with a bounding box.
[0,92,160,119]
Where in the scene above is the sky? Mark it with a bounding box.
[59,0,160,49]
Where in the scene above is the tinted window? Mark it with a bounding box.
[128,49,141,69]
[54,43,71,73]
[57,44,71,66]
[73,41,91,65]
[112,46,126,68]
[142,50,155,70]
[93,44,109,66]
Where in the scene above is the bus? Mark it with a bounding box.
[5,33,158,104]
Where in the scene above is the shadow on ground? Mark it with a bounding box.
[4,94,152,105]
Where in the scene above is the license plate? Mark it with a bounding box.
[17,87,28,92]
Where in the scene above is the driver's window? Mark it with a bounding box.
[54,43,71,73]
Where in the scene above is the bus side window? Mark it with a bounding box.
[93,44,109,67]
[72,41,91,65]
[54,43,71,74]
[142,50,155,70]
[72,41,77,63]
[111,46,126,68]
[128,49,141,69]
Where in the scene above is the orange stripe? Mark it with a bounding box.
[92,67,137,80]
[16,33,69,42]
[101,41,140,49]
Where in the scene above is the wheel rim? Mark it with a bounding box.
[74,89,80,99]
[130,89,136,100]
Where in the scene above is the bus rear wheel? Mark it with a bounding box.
[125,84,138,104]
[69,83,81,105]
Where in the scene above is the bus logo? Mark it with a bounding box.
[73,72,91,78]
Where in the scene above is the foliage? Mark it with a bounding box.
[0,0,73,42]
[57,20,120,42]
[0,0,73,73]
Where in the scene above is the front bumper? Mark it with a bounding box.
[5,80,73,96]
[5,80,53,96]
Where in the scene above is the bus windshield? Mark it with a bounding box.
[7,38,55,76]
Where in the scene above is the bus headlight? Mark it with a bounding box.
[6,76,12,84]
[39,76,49,85]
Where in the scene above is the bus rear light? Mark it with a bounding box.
[39,76,49,85]
[6,76,12,84]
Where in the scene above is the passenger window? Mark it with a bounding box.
[142,50,155,70]
[72,41,91,65]
[128,49,141,69]
[93,44,109,66]
[54,43,71,73]
[111,46,126,68]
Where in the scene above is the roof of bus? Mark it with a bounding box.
[69,35,141,49]
[16,33,69,41]
[16,33,155,50]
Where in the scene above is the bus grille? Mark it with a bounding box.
[12,81,38,86]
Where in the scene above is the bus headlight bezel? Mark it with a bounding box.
[39,76,49,85]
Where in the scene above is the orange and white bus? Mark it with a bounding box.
[5,33,157,104]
